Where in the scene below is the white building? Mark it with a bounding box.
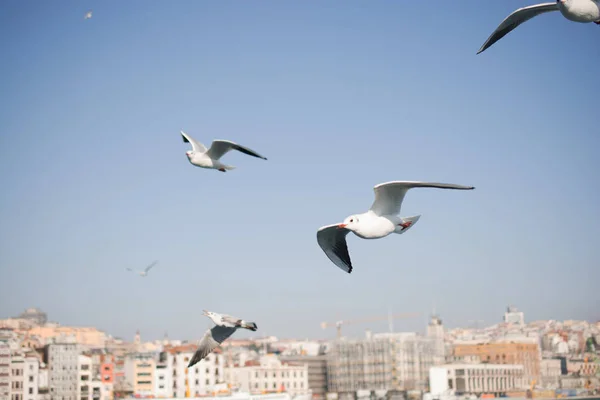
[154,363,172,398]
[78,354,95,400]
[47,340,80,400]
[228,355,309,396]
[538,358,561,389]
[6,352,39,400]
[429,364,524,396]
[503,306,525,326]
[37,366,49,400]
[162,344,225,397]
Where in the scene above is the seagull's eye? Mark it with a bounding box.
[350,219,353,223]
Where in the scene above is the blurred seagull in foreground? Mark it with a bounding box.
[477,0,600,54]
[84,10,92,20]
[126,261,157,277]
[317,181,475,274]
[188,310,258,368]
[180,130,267,173]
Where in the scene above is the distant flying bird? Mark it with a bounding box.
[477,0,600,54]
[84,10,92,20]
[126,261,157,277]
[317,181,475,274]
[180,130,267,173]
[188,310,258,368]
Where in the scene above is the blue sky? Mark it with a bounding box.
[0,0,598,342]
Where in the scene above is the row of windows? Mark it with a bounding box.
[253,382,304,389]
[254,371,303,379]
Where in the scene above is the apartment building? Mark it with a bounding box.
[280,355,327,400]
[228,355,309,396]
[79,355,92,400]
[154,363,171,398]
[124,353,156,397]
[430,364,525,396]
[47,341,80,400]
[0,343,9,400]
[163,344,225,398]
[540,358,561,388]
[9,353,39,400]
[451,342,540,385]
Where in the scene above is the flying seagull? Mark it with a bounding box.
[188,310,258,368]
[477,0,600,54]
[180,130,267,172]
[84,10,92,20]
[316,181,475,274]
[126,261,157,277]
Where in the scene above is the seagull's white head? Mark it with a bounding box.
[338,215,361,231]
[185,150,193,159]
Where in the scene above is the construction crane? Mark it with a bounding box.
[321,312,420,338]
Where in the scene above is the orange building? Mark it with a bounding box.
[452,342,540,384]
[100,354,115,384]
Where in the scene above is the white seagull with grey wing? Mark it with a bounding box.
[126,261,157,277]
[477,0,600,54]
[180,130,267,172]
[316,181,475,274]
[188,310,258,368]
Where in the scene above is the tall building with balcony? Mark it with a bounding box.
[46,340,80,400]
[124,353,156,397]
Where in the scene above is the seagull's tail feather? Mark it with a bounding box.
[393,215,421,235]
[241,321,258,331]
[223,165,236,171]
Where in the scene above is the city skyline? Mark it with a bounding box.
[1,305,598,343]
[1,0,599,343]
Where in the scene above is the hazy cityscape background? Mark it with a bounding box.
[1,305,599,400]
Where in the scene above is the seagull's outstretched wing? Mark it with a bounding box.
[220,314,242,327]
[477,2,559,54]
[317,224,353,274]
[181,131,207,153]
[188,325,237,368]
[206,140,267,161]
[144,261,157,273]
[370,181,475,217]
